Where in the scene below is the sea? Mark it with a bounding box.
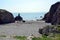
[12,12,46,20]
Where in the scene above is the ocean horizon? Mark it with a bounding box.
[12,12,46,20]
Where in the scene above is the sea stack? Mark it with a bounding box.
[15,13,23,21]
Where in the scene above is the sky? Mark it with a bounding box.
[0,0,60,13]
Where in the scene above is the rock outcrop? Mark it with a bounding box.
[43,2,60,25]
[15,13,23,21]
[39,25,60,36]
[0,9,15,24]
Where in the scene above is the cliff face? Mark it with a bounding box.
[0,9,15,24]
[43,2,60,25]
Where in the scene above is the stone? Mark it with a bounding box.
[0,9,15,24]
[43,2,60,25]
[39,25,60,36]
[15,13,23,21]
[22,20,25,23]
[43,12,51,23]
[51,5,60,25]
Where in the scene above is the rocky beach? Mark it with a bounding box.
[0,21,51,40]
[0,1,60,40]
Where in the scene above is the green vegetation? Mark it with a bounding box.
[13,34,60,40]
[0,25,60,40]
[0,35,6,37]
[56,25,60,31]
[13,25,60,40]
[41,34,60,40]
[32,37,41,40]
[13,36,27,40]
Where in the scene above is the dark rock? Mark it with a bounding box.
[51,5,60,25]
[39,26,50,36]
[43,12,51,23]
[39,25,60,36]
[15,13,23,21]
[39,28,43,34]
[0,9,15,24]
[22,20,25,23]
[43,2,60,25]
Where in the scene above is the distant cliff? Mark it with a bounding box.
[43,2,60,25]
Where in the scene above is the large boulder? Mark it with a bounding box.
[39,25,60,36]
[39,25,52,36]
[43,2,60,25]
[0,9,15,24]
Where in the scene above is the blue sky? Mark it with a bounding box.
[0,0,60,13]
